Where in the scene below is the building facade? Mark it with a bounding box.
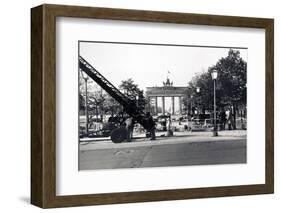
[146,78,188,116]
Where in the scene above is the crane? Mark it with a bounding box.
[79,56,153,143]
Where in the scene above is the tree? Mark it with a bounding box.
[119,78,147,112]
[103,95,123,117]
[79,74,86,111]
[79,94,85,111]
[186,71,214,114]
[119,78,137,97]
[87,84,106,121]
[213,49,247,129]
[213,49,247,107]
[187,49,247,128]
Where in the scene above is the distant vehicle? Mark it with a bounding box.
[188,114,219,132]
[189,118,219,132]
[79,115,121,138]
[156,114,169,131]
[189,119,206,132]
[236,117,247,130]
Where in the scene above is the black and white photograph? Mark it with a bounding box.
[78,41,247,170]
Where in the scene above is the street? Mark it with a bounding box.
[79,130,246,170]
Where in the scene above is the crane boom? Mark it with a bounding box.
[79,56,150,130]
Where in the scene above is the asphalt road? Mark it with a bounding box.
[79,138,246,170]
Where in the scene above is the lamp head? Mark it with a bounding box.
[80,70,89,80]
[211,69,218,80]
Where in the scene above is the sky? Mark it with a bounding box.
[79,41,247,91]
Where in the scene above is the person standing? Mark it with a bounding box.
[219,109,226,130]
[125,117,134,142]
[145,112,156,140]
[166,114,173,136]
[226,108,232,130]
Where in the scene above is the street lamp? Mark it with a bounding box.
[81,71,89,136]
[190,95,193,117]
[211,70,218,136]
[196,87,200,114]
[136,94,139,109]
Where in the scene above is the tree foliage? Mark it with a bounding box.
[79,77,147,120]
[119,78,147,111]
[186,49,247,112]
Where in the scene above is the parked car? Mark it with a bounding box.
[189,119,206,132]
[189,113,223,131]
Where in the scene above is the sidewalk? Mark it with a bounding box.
[80,130,246,142]
[80,130,246,151]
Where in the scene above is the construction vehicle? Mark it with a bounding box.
[79,56,154,143]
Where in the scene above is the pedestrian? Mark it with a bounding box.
[125,116,134,142]
[184,124,188,132]
[219,109,226,130]
[166,114,173,136]
[226,108,232,130]
[167,114,171,131]
[145,112,156,140]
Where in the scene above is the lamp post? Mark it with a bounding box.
[81,71,89,136]
[196,87,200,114]
[190,95,193,117]
[136,94,139,109]
[211,70,218,136]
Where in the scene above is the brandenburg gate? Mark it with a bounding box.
[146,78,188,115]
